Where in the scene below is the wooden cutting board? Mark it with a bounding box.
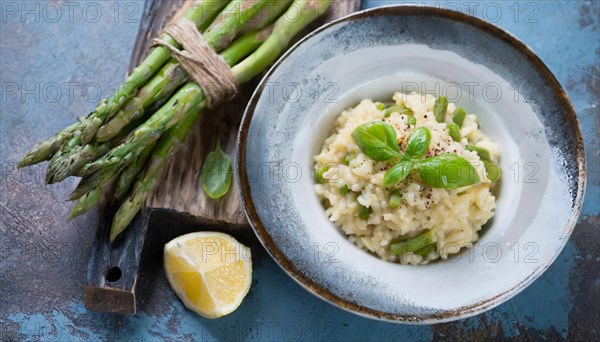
[139,0,362,228]
[84,0,361,314]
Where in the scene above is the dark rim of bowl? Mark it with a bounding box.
[236,5,586,323]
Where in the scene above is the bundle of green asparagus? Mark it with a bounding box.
[19,0,333,241]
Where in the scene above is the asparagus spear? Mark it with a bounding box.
[114,141,158,200]
[47,1,273,183]
[47,140,110,184]
[110,0,334,240]
[46,115,142,184]
[94,2,282,143]
[95,0,292,142]
[17,120,81,168]
[111,105,204,241]
[94,61,189,143]
[68,187,102,220]
[239,0,292,33]
[46,61,188,184]
[24,0,270,168]
[18,0,228,167]
[51,24,274,184]
[50,125,140,184]
[46,133,82,184]
[70,16,286,198]
[88,0,228,123]
[113,26,275,196]
[389,230,436,255]
[66,142,139,219]
[68,82,207,200]
[81,0,269,143]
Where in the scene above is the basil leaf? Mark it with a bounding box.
[351,122,401,161]
[403,127,431,161]
[417,153,480,188]
[202,143,232,199]
[452,108,466,127]
[383,104,413,118]
[383,161,413,187]
[434,96,448,123]
[466,145,491,161]
[447,122,461,142]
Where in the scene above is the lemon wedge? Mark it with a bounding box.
[164,232,252,318]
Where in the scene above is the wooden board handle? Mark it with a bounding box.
[83,206,150,314]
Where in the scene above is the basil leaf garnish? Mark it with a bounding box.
[383,161,414,187]
[402,127,431,161]
[351,122,401,161]
[417,153,480,188]
[201,143,232,199]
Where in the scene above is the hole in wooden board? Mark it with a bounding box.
[105,266,122,282]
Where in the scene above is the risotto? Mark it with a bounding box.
[314,92,500,264]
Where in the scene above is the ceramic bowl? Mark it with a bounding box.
[237,6,585,323]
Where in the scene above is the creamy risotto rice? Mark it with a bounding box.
[314,92,500,265]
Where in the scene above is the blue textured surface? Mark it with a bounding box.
[1,1,598,341]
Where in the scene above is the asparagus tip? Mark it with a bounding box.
[109,221,126,242]
[67,208,80,220]
[110,216,126,241]
[18,151,45,168]
[67,191,83,201]
[45,170,55,185]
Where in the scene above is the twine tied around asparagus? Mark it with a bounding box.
[152,18,238,108]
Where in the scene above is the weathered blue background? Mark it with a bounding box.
[1,0,598,340]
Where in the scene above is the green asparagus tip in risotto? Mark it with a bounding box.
[314,92,501,265]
